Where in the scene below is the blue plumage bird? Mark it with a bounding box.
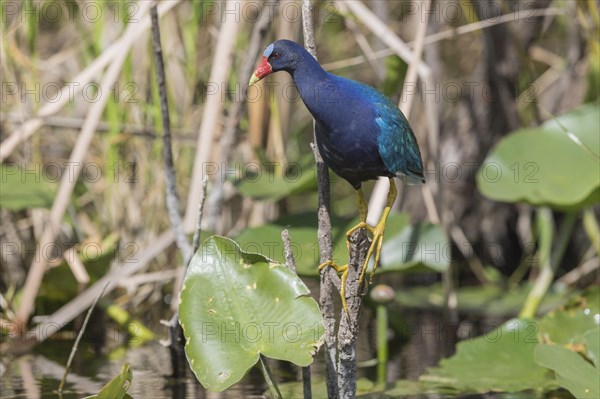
[250,40,424,310]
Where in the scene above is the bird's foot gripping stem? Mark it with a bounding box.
[319,224,379,315]
[319,260,350,313]
[346,220,385,286]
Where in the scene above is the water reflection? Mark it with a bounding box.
[1,309,518,399]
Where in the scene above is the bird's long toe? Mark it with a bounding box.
[358,224,385,286]
[319,260,350,314]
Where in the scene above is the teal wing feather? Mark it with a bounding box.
[373,96,425,184]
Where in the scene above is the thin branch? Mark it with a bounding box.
[150,13,198,382]
[281,229,297,274]
[281,229,311,399]
[336,229,369,398]
[150,4,192,264]
[171,175,209,313]
[0,113,197,142]
[301,2,338,398]
[58,282,109,393]
[191,176,210,255]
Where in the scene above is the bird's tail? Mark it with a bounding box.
[396,170,425,185]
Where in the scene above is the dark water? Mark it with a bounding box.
[0,308,542,399]
[1,340,266,398]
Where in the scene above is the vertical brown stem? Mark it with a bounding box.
[300,1,339,398]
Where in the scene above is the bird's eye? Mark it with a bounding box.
[272,52,281,59]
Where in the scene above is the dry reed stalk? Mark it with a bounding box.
[63,247,90,285]
[184,0,242,232]
[204,0,278,234]
[268,1,297,165]
[57,282,109,393]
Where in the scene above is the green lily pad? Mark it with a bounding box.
[422,319,556,393]
[584,328,600,367]
[477,103,600,210]
[380,219,449,273]
[84,363,132,399]
[534,341,600,399]
[0,164,58,210]
[179,236,324,392]
[538,287,600,346]
[235,212,354,276]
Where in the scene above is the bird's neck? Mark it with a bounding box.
[290,58,335,115]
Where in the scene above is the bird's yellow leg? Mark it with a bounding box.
[346,188,375,239]
[357,187,369,224]
[318,260,350,314]
[358,178,397,286]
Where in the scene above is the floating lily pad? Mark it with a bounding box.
[584,328,600,368]
[538,287,600,346]
[535,340,600,399]
[422,319,556,393]
[477,103,600,210]
[534,290,600,398]
[179,236,323,392]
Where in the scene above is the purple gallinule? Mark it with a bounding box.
[250,40,425,311]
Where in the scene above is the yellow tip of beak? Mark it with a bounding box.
[249,74,260,86]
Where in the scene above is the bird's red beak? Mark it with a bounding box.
[249,57,272,86]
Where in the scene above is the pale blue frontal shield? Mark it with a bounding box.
[263,43,274,58]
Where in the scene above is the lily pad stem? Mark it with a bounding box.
[259,355,282,399]
[520,209,577,318]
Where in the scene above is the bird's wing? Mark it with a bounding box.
[374,97,425,184]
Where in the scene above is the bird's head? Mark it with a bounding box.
[249,40,305,86]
